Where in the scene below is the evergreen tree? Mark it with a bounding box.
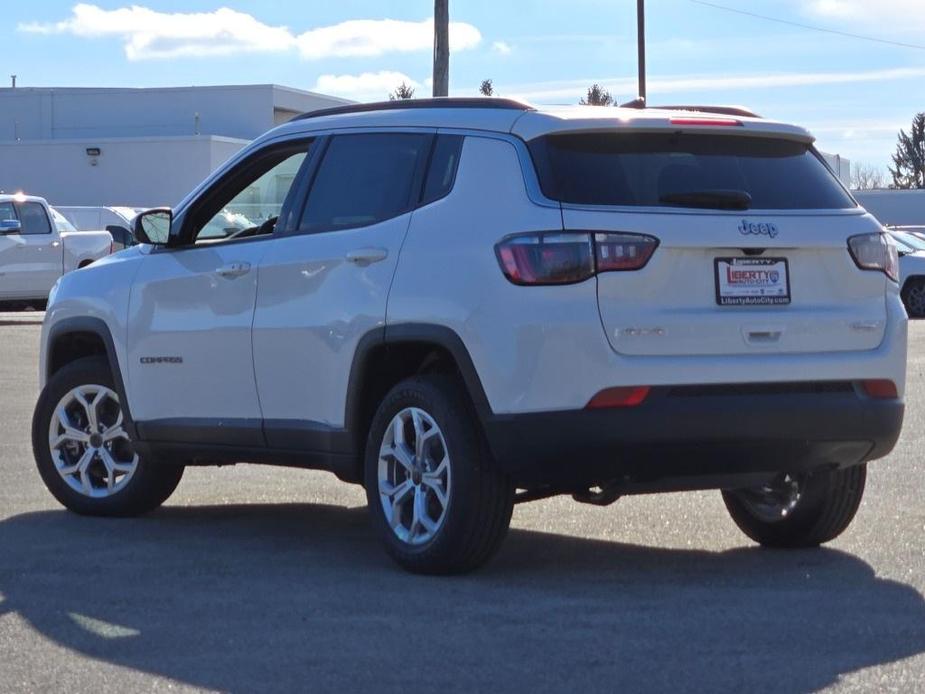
[389,83,416,100]
[889,113,925,189]
[580,84,614,106]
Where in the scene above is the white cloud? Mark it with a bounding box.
[297,18,480,60]
[313,71,422,101]
[18,4,482,61]
[805,0,925,31]
[491,41,512,55]
[504,66,925,103]
[18,4,294,59]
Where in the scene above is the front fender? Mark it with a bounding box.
[41,248,146,410]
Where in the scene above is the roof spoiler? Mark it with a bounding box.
[619,100,761,119]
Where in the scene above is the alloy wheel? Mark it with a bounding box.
[377,407,451,546]
[905,283,925,317]
[47,384,138,498]
[734,473,803,523]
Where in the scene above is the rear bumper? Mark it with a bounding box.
[483,384,904,489]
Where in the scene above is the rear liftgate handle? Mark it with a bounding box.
[743,326,783,346]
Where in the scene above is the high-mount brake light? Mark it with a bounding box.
[847,233,899,282]
[495,232,658,286]
[669,117,743,127]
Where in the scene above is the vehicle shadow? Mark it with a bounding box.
[0,503,922,693]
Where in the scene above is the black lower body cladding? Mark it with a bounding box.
[482,385,904,490]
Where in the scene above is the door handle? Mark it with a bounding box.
[215,262,251,279]
[345,247,388,267]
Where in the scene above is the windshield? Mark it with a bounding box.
[528,133,857,210]
[49,207,78,233]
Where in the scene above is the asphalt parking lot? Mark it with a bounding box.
[0,312,922,693]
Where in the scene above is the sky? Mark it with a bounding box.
[6,0,925,173]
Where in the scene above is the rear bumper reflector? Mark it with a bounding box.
[586,386,651,409]
[861,379,899,399]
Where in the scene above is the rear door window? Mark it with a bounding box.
[528,133,856,210]
[299,133,431,233]
[15,202,53,235]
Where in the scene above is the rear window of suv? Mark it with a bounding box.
[528,133,856,210]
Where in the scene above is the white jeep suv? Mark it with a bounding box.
[32,98,906,574]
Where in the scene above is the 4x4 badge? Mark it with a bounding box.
[738,219,779,238]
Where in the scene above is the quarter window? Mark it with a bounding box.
[299,133,431,233]
[421,135,464,206]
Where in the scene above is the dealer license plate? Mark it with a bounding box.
[714,257,790,306]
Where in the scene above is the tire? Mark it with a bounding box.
[722,464,866,548]
[32,356,184,517]
[364,375,514,574]
[902,278,925,318]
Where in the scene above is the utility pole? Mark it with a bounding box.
[637,0,646,104]
[433,0,449,97]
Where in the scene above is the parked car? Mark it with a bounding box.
[33,99,906,574]
[0,194,112,306]
[55,206,141,251]
[885,230,925,317]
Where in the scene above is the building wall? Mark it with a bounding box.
[0,136,247,207]
[0,85,350,142]
[0,84,350,208]
[854,190,925,226]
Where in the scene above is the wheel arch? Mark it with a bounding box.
[345,324,493,474]
[46,317,136,437]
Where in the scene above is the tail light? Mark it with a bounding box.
[848,233,898,282]
[496,232,658,286]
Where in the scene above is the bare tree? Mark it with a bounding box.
[389,83,416,100]
[580,84,614,106]
[433,0,449,97]
[479,79,494,96]
[850,162,886,191]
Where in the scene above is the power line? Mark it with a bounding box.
[688,0,925,51]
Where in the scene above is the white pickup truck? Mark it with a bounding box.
[0,194,113,305]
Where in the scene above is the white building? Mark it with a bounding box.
[820,152,850,186]
[0,85,350,208]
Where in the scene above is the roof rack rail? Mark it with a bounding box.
[651,104,762,118]
[293,97,535,122]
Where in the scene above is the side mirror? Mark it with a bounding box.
[0,219,22,234]
[133,208,172,245]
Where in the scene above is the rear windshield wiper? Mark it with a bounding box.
[659,189,752,211]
